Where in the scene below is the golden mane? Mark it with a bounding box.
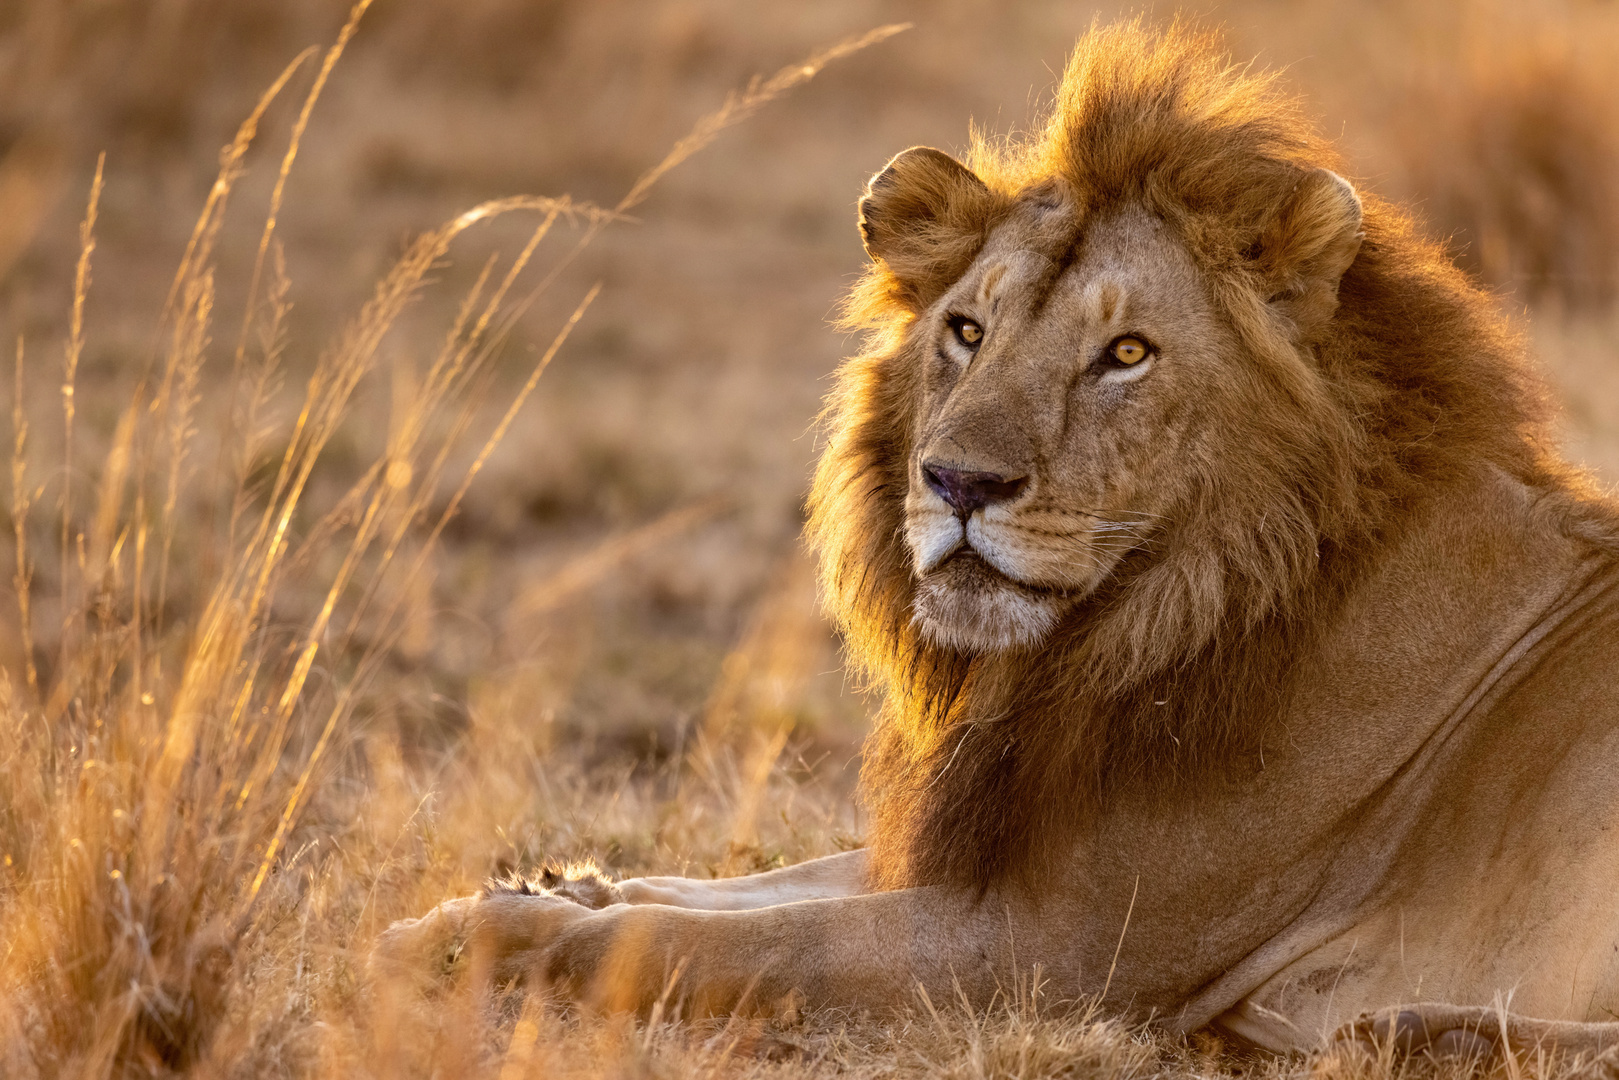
[806,21,1555,890]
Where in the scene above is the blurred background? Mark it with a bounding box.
[3,0,1619,1072]
[3,0,1619,861]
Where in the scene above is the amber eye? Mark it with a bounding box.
[1108,336,1151,365]
[951,318,984,349]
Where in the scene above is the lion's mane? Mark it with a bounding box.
[806,21,1560,891]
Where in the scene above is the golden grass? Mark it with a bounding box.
[0,9,898,1074]
[1,2,1617,1078]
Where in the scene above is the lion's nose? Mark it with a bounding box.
[922,463,1028,516]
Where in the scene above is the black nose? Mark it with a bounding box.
[922,463,1028,517]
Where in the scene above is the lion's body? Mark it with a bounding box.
[1213,486,1619,1047]
[381,21,1619,1064]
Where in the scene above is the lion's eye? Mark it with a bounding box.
[951,318,984,350]
[1108,336,1152,365]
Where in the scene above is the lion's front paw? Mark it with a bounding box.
[373,895,482,986]
[373,890,592,990]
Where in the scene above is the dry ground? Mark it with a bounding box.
[1,2,1618,1077]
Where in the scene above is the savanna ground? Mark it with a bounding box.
[2,2,1618,1077]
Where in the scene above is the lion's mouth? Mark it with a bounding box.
[930,549,1062,598]
[912,548,1073,651]
[908,504,1074,595]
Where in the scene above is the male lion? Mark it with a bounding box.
[381,22,1619,1067]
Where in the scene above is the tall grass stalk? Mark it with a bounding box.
[55,153,100,702]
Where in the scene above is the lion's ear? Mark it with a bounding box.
[1248,168,1364,340]
[859,147,998,310]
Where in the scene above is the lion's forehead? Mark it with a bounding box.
[954,205,1204,341]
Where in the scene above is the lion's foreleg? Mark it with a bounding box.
[540,884,1030,1018]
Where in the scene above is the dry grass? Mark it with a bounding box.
[1,2,1617,1078]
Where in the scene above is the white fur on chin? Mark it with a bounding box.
[912,571,1062,652]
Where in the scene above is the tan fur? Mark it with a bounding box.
[382,23,1619,1064]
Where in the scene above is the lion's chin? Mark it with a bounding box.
[912,554,1069,653]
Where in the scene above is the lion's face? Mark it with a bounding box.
[845,147,1363,656]
[902,203,1236,651]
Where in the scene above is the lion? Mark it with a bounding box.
[379,21,1619,1068]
